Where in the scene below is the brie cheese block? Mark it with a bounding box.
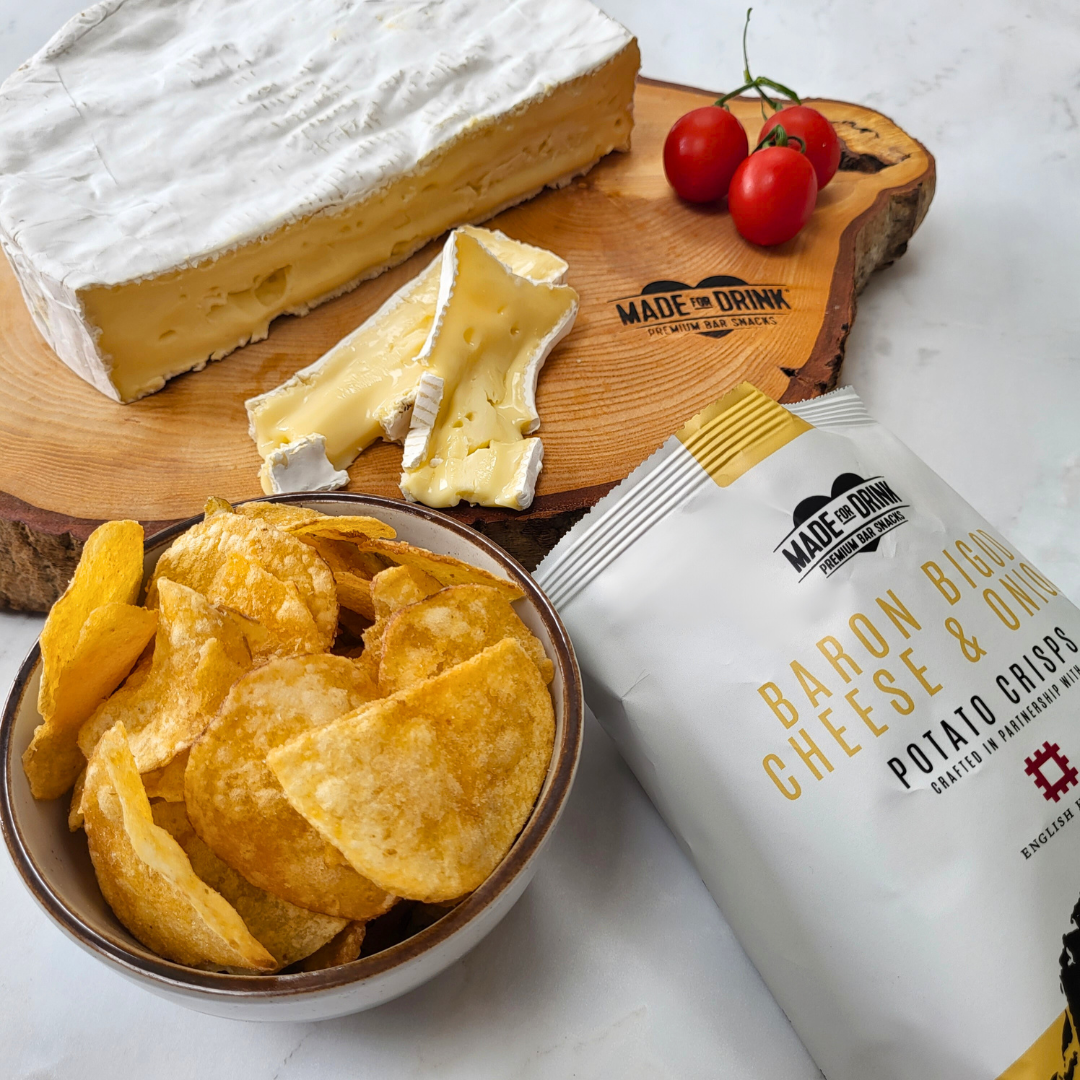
[398,229,578,509]
[258,433,348,496]
[246,225,568,474]
[0,0,638,403]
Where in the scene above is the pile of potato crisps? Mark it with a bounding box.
[23,499,555,974]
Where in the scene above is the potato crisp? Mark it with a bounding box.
[287,516,397,543]
[356,565,445,680]
[151,801,346,970]
[77,579,251,773]
[23,520,151,800]
[184,655,395,921]
[333,569,377,622]
[233,501,320,529]
[141,749,189,803]
[23,602,158,800]
[37,520,145,721]
[147,512,338,651]
[268,639,555,903]
[378,584,554,695]
[206,552,322,658]
[348,538,525,601]
[294,921,367,972]
[83,724,275,972]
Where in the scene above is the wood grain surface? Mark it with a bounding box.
[0,79,934,609]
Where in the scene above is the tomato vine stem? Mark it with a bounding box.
[714,8,802,119]
[754,123,806,153]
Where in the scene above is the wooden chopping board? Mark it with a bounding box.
[0,79,934,610]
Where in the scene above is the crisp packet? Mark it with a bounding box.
[537,383,1080,1080]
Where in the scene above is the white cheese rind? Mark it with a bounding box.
[400,237,466,465]
[401,373,446,471]
[0,232,118,400]
[378,401,416,445]
[519,298,579,435]
[0,0,632,291]
[257,434,349,496]
[509,437,545,510]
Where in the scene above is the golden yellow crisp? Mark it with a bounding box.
[378,584,553,695]
[287,516,397,542]
[304,538,385,627]
[151,801,346,970]
[305,537,389,581]
[206,552,322,658]
[235,502,321,529]
[371,564,445,617]
[38,520,145,721]
[77,579,251,773]
[235,504,395,546]
[294,921,366,972]
[146,512,337,651]
[185,655,396,921]
[141,749,189,803]
[23,602,158,800]
[349,538,524,601]
[203,495,234,517]
[306,536,364,575]
[357,565,444,680]
[223,609,273,659]
[82,724,275,972]
[68,768,86,831]
[268,638,555,903]
[334,570,376,622]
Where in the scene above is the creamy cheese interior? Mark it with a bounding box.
[247,226,569,470]
[408,437,545,512]
[399,231,578,509]
[82,44,638,402]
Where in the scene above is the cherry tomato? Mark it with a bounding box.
[759,105,841,189]
[663,106,749,203]
[728,146,818,246]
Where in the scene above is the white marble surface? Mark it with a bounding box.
[0,0,1077,1076]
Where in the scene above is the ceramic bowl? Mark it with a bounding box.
[0,494,582,1021]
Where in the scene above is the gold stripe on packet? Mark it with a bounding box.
[676,383,811,488]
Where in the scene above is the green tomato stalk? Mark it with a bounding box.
[714,8,802,121]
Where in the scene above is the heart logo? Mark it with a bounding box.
[792,473,880,552]
[641,276,749,338]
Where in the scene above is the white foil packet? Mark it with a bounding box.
[536,384,1080,1080]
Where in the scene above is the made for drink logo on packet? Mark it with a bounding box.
[775,472,910,581]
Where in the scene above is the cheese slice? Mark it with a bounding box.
[399,230,578,509]
[258,433,348,497]
[246,227,569,476]
[0,0,637,402]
